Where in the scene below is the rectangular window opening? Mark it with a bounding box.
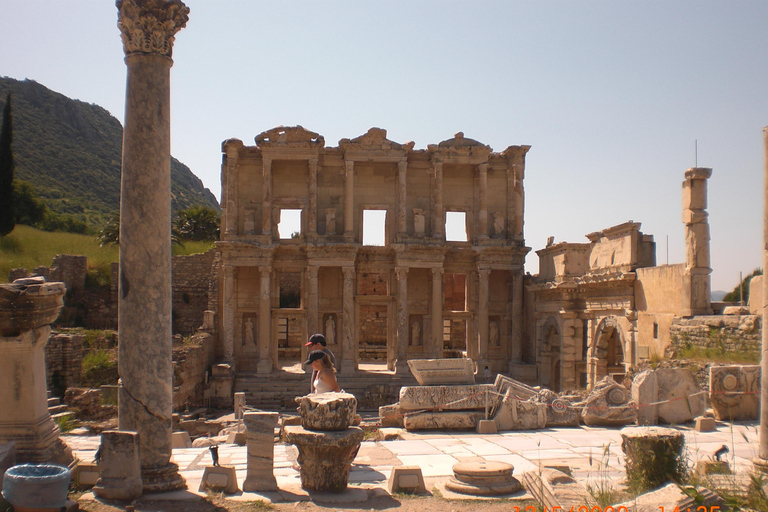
[278,209,302,239]
[445,211,467,242]
[279,272,302,308]
[362,209,386,246]
[445,273,467,311]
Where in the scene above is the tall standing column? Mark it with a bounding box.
[681,167,713,316]
[222,141,241,237]
[477,268,491,368]
[506,166,515,239]
[257,266,272,374]
[262,156,272,236]
[509,272,524,363]
[431,268,443,359]
[756,127,768,474]
[433,161,444,238]
[397,159,407,236]
[341,267,356,373]
[308,158,318,236]
[116,0,188,493]
[221,264,235,364]
[478,163,488,238]
[395,267,409,373]
[307,266,319,336]
[344,160,355,240]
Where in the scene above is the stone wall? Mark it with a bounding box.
[172,250,217,334]
[172,332,216,410]
[45,332,84,396]
[668,315,761,356]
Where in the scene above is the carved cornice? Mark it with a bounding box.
[117,0,189,58]
[255,125,324,147]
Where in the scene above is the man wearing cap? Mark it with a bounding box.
[305,333,337,393]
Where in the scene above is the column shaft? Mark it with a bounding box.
[431,268,443,359]
[510,272,524,362]
[308,158,318,236]
[506,166,515,239]
[257,267,272,373]
[262,156,272,235]
[344,161,354,238]
[433,162,444,237]
[397,159,407,235]
[478,163,488,238]
[221,265,235,362]
[341,267,355,372]
[307,266,319,336]
[477,268,490,364]
[760,127,768,463]
[396,267,409,372]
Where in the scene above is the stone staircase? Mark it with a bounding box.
[234,369,419,412]
[47,391,75,424]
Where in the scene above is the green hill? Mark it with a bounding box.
[0,76,219,230]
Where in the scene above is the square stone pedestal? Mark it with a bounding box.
[199,466,239,494]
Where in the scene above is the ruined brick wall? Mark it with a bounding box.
[668,315,761,355]
[45,332,84,396]
[172,249,217,334]
[172,332,216,410]
[7,255,86,292]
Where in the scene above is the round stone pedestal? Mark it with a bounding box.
[284,425,363,492]
[445,461,521,496]
[141,462,186,494]
[2,463,71,511]
[620,426,685,493]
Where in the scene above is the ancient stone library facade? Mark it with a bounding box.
[215,126,530,376]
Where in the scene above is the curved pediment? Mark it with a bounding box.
[255,125,325,147]
[437,132,491,152]
[339,127,414,152]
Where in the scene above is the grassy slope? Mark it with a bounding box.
[1,225,215,283]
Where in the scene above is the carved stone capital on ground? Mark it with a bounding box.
[117,0,189,58]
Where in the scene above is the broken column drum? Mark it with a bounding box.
[0,278,73,465]
[284,393,363,492]
[116,0,189,493]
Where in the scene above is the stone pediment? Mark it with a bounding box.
[255,125,324,147]
[339,127,413,152]
[430,132,492,156]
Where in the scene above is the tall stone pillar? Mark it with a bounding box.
[432,161,444,238]
[308,158,318,236]
[222,140,242,237]
[431,267,443,359]
[116,0,188,493]
[307,266,319,337]
[397,159,407,236]
[395,267,409,373]
[477,268,491,367]
[221,264,235,364]
[344,160,355,240]
[341,266,356,373]
[506,166,515,239]
[509,272,524,363]
[478,163,488,239]
[262,156,272,236]
[257,266,272,373]
[756,127,768,474]
[559,311,579,391]
[681,167,713,316]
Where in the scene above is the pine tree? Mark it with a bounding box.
[0,94,15,236]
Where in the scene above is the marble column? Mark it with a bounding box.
[222,140,241,236]
[344,160,355,239]
[341,266,356,373]
[477,268,491,367]
[681,167,713,316]
[506,165,515,239]
[433,161,444,238]
[478,163,489,239]
[116,0,188,493]
[221,264,235,364]
[509,272,524,363]
[395,267,409,373]
[308,158,318,236]
[431,267,443,359]
[257,266,272,373]
[262,156,272,236]
[307,266,319,336]
[397,159,407,236]
[756,127,768,474]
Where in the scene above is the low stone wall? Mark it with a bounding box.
[668,315,761,355]
[45,332,84,396]
[172,332,216,410]
[172,250,217,334]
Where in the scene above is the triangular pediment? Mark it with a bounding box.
[255,125,324,147]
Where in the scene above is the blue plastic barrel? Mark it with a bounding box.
[2,463,71,509]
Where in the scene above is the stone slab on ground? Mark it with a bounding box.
[407,358,475,385]
[399,384,499,411]
[403,411,485,431]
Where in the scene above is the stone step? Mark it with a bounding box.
[48,397,61,407]
[48,404,69,415]
[51,411,76,423]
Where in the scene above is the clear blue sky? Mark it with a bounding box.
[1,1,766,292]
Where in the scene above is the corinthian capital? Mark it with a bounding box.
[117,0,189,58]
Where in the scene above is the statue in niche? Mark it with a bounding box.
[490,320,500,346]
[325,315,336,345]
[411,320,421,346]
[244,317,255,346]
[325,208,336,235]
[413,209,425,236]
[493,212,504,238]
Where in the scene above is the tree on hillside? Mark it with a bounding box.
[99,212,184,247]
[13,179,47,226]
[0,94,15,236]
[723,268,763,304]
[174,205,220,241]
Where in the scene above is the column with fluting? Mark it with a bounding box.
[116,0,188,493]
[755,127,768,474]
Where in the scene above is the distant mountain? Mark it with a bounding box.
[0,77,219,229]
[711,290,727,301]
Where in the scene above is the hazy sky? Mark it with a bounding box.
[1,1,766,292]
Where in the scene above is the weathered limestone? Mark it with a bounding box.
[492,389,547,431]
[709,364,760,421]
[116,0,189,493]
[283,426,363,492]
[631,368,706,425]
[521,468,594,511]
[92,431,142,501]
[759,126,768,475]
[614,483,724,512]
[404,411,485,431]
[620,426,685,493]
[295,393,357,431]
[0,442,15,492]
[2,464,71,511]
[398,384,499,412]
[198,466,239,494]
[445,461,521,496]
[681,167,714,316]
[378,403,404,428]
[0,279,72,465]
[388,466,426,494]
[407,358,475,385]
[243,412,279,492]
[582,375,636,427]
[535,389,580,427]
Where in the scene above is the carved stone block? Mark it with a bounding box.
[709,365,760,421]
[407,358,475,385]
[295,392,357,431]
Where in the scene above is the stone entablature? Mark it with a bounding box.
[217,127,530,375]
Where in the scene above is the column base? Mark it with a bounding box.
[753,457,768,475]
[395,360,410,376]
[256,359,272,374]
[141,462,186,494]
